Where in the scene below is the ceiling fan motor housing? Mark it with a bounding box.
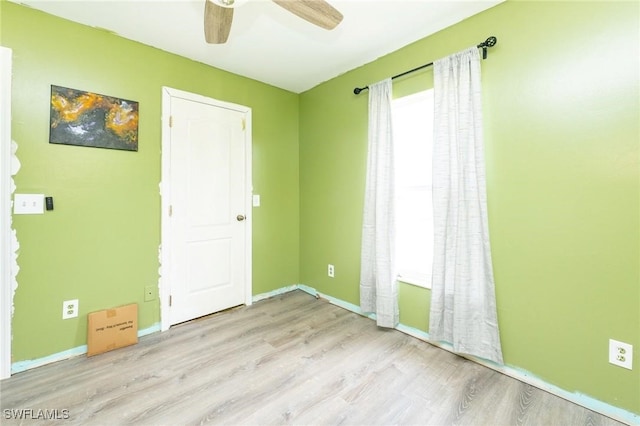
[215,0,248,8]
[205,0,343,44]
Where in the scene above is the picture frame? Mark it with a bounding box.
[49,85,139,151]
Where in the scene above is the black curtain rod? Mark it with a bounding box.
[353,36,497,95]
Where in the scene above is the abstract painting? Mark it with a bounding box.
[49,85,139,151]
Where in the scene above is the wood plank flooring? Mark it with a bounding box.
[0,290,626,425]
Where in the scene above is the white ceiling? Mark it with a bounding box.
[10,0,504,93]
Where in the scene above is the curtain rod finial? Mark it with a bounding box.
[483,36,497,47]
[354,87,364,95]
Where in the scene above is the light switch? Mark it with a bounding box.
[252,194,260,207]
[14,194,45,214]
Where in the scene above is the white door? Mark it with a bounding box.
[163,89,251,327]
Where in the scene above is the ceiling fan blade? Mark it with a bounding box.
[204,0,234,44]
[272,0,343,30]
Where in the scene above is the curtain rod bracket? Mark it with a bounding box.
[353,36,497,95]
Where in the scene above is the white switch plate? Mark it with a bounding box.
[252,194,260,207]
[14,194,44,214]
[609,339,633,370]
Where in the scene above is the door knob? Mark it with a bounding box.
[236,214,246,221]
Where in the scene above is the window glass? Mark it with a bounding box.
[392,89,434,288]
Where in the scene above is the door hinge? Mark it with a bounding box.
[169,115,173,128]
[169,205,173,217]
[241,118,246,131]
[169,295,172,307]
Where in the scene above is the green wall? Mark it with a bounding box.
[2,0,639,418]
[1,2,299,362]
[299,0,639,415]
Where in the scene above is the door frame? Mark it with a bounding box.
[159,87,252,332]
[1,47,13,379]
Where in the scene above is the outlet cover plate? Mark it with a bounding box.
[609,339,633,370]
[62,299,78,320]
[328,264,335,278]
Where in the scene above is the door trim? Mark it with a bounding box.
[1,47,12,379]
[160,87,252,332]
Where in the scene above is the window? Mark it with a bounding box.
[392,89,434,289]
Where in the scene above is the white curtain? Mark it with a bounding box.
[359,78,398,328]
[428,47,503,364]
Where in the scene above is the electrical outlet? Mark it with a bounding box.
[609,339,633,370]
[144,285,156,302]
[62,299,78,319]
[328,264,335,278]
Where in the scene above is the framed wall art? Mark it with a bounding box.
[49,85,139,151]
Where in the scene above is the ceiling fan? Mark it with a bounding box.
[204,0,344,44]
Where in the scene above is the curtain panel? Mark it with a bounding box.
[359,78,398,328]
[428,47,503,364]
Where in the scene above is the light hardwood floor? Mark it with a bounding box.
[0,290,626,425]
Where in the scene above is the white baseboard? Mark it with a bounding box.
[252,284,299,302]
[261,284,639,426]
[11,285,306,375]
[10,286,306,375]
[10,323,161,374]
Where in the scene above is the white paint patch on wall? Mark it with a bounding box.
[10,140,21,316]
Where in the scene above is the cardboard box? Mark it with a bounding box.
[87,303,138,356]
